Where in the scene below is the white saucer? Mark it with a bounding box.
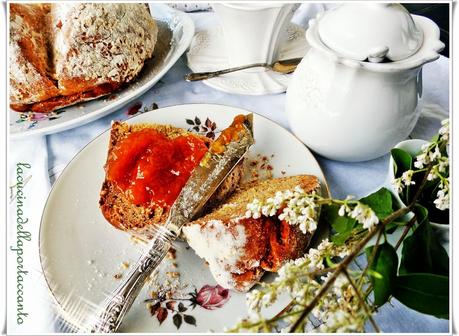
[186,23,309,95]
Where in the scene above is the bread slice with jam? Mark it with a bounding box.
[182,175,320,292]
[99,121,243,233]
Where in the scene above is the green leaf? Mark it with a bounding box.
[415,204,429,225]
[391,148,412,178]
[385,219,410,234]
[360,187,394,220]
[173,313,182,329]
[365,242,398,306]
[178,302,187,312]
[391,148,413,203]
[323,204,356,232]
[393,273,449,318]
[399,205,449,276]
[322,204,356,246]
[384,221,399,234]
[183,314,197,326]
[331,230,352,245]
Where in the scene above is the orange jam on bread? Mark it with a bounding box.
[107,129,208,207]
[210,114,246,154]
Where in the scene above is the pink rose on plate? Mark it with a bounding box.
[192,285,230,310]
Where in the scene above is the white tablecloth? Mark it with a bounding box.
[8,9,449,334]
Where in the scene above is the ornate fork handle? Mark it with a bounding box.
[90,236,172,333]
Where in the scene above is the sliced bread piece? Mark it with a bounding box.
[99,121,243,232]
[182,175,320,292]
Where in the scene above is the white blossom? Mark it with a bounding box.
[434,188,449,210]
[429,145,441,161]
[414,151,428,169]
[317,238,332,252]
[392,177,404,194]
[427,166,438,181]
[349,203,379,229]
[439,119,449,142]
[245,198,262,219]
[438,158,449,173]
[333,274,348,293]
[246,186,319,234]
[338,249,350,258]
[338,203,350,217]
[401,170,415,186]
[338,195,354,216]
[246,288,263,313]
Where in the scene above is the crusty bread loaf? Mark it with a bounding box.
[99,121,243,233]
[9,4,60,108]
[182,175,320,292]
[9,3,157,113]
[50,3,157,96]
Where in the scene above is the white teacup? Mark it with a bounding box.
[212,3,296,67]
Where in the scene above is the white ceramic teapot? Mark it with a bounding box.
[286,4,444,162]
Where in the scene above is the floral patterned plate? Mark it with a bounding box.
[39,104,329,332]
[10,4,194,140]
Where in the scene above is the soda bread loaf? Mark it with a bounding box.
[10,3,157,112]
[182,175,319,292]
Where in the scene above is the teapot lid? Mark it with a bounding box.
[317,4,424,63]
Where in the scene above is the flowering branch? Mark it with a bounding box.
[289,204,412,332]
[392,119,449,211]
[342,269,380,333]
[245,189,381,236]
[230,119,449,333]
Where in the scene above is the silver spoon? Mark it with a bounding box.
[184,57,302,81]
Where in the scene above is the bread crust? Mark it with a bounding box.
[9,4,60,105]
[99,121,243,233]
[9,3,157,113]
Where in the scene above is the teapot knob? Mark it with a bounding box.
[367,46,389,63]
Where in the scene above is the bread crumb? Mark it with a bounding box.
[167,247,177,259]
[166,271,180,279]
[243,153,275,183]
[129,235,141,244]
